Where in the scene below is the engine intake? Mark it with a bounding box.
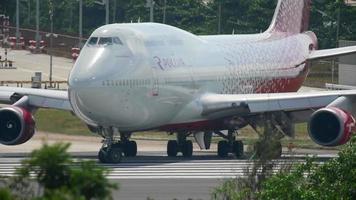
[0,107,35,145]
[308,107,354,147]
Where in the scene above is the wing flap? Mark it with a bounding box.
[248,95,335,113]
[308,46,356,60]
[201,90,356,117]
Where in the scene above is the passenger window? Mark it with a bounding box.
[98,37,113,45]
[88,37,98,45]
[113,37,123,45]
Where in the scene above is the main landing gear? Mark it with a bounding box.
[216,130,244,158]
[98,128,137,163]
[167,132,193,157]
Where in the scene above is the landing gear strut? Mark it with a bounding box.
[216,130,244,158]
[167,132,193,157]
[98,128,137,163]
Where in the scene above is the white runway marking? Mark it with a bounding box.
[0,159,325,180]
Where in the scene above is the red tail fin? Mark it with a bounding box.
[267,0,312,34]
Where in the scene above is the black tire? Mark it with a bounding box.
[167,140,178,157]
[122,142,130,157]
[126,141,137,157]
[218,141,229,158]
[233,140,244,158]
[182,140,193,157]
[98,147,108,163]
[107,147,122,163]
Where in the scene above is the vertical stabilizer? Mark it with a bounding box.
[267,0,312,34]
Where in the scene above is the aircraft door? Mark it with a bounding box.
[151,64,159,96]
[151,57,159,96]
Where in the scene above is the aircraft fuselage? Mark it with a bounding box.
[68,23,317,132]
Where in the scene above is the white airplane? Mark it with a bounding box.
[1,0,356,163]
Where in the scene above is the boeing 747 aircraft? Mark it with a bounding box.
[1,0,356,163]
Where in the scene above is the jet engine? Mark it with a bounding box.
[308,107,354,147]
[0,106,35,145]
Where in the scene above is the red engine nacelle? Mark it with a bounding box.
[0,107,35,145]
[308,107,355,147]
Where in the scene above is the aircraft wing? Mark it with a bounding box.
[200,90,356,122]
[308,46,356,60]
[0,86,72,111]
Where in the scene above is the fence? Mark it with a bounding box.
[0,80,68,90]
[304,61,337,88]
[5,26,87,58]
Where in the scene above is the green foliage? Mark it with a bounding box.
[213,135,356,200]
[212,179,253,200]
[0,142,118,200]
[260,135,356,200]
[33,188,85,200]
[258,158,318,200]
[1,0,356,48]
[69,161,117,200]
[18,143,72,190]
[0,187,14,200]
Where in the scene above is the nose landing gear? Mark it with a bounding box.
[98,146,122,163]
[98,128,137,163]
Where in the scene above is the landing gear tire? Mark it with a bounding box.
[182,140,193,157]
[167,140,178,157]
[233,140,244,158]
[124,141,137,157]
[98,146,123,163]
[218,141,229,158]
[108,147,123,163]
[98,147,108,163]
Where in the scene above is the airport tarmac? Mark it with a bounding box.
[0,132,338,200]
[0,47,73,84]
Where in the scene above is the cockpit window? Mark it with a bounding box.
[87,37,123,47]
[98,37,113,45]
[88,37,98,45]
[113,37,123,45]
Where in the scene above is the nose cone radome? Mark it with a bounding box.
[68,47,114,88]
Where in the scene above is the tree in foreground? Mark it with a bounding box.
[0,143,118,200]
[0,187,14,200]
[260,135,356,200]
[212,135,356,200]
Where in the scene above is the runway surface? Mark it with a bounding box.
[0,155,318,179]
[0,150,336,200]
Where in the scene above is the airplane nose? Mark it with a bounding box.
[68,48,111,88]
[68,73,96,88]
